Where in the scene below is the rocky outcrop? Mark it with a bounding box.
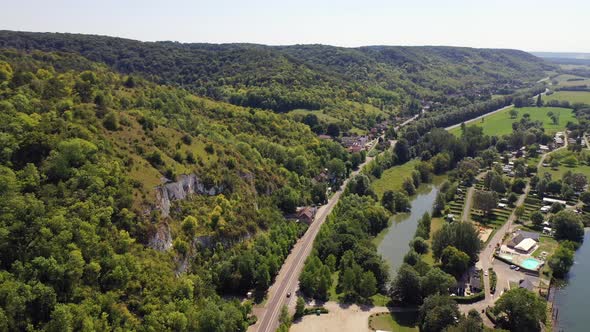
[149,222,173,251]
[155,174,223,217]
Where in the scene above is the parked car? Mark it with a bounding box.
[510,265,516,269]
[515,267,520,271]
[287,292,291,298]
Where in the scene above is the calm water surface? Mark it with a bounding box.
[377,183,439,277]
[555,230,590,332]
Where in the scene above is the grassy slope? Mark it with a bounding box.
[449,106,576,136]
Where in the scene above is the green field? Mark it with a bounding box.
[449,106,576,137]
[545,91,590,105]
[368,311,419,332]
[538,149,590,179]
[371,159,420,199]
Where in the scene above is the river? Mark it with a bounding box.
[377,182,440,277]
[554,230,590,332]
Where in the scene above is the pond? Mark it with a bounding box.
[377,182,440,278]
[554,230,590,332]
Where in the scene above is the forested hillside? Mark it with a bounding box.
[0,31,550,122]
[0,49,355,331]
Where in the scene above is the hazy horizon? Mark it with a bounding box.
[1,0,589,52]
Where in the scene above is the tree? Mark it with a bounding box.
[553,210,584,243]
[383,191,411,212]
[394,138,411,163]
[403,177,416,196]
[327,123,340,137]
[390,264,422,305]
[446,309,484,332]
[295,297,305,319]
[440,246,470,278]
[472,190,498,217]
[381,190,396,213]
[509,108,518,119]
[432,222,481,262]
[457,159,480,184]
[420,268,455,298]
[536,94,543,107]
[404,250,421,266]
[347,174,375,198]
[566,173,588,192]
[275,186,299,213]
[103,111,120,130]
[419,295,460,332]
[549,246,575,278]
[514,205,526,221]
[493,288,546,332]
[581,191,590,205]
[411,237,429,254]
[327,158,347,180]
[511,178,526,193]
[359,271,378,299]
[485,171,505,193]
[530,211,544,228]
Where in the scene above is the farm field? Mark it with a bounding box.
[551,73,590,88]
[449,106,576,137]
[545,91,590,105]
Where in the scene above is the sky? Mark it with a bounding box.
[2,0,590,52]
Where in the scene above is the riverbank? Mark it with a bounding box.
[553,230,590,332]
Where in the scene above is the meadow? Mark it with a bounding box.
[371,159,420,199]
[545,91,590,105]
[538,149,590,179]
[449,106,576,137]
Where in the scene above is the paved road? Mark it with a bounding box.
[252,115,419,332]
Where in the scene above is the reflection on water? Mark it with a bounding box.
[377,183,439,278]
[555,230,590,332]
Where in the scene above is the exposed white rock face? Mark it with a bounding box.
[149,222,173,251]
[155,174,223,217]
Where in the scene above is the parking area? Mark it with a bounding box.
[492,258,539,295]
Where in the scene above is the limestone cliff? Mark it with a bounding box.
[154,174,223,218]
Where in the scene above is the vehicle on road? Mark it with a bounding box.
[510,265,516,269]
[484,271,488,276]
[287,292,291,298]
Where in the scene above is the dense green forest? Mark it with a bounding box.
[0,48,358,331]
[0,31,550,128]
[0,31,558,331]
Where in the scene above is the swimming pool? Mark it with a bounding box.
[522,258,542,270]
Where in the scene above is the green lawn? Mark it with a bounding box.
[545,91,590,104]
[449,106,576,137]
[368,311,419,332]
[371,159,420,199]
